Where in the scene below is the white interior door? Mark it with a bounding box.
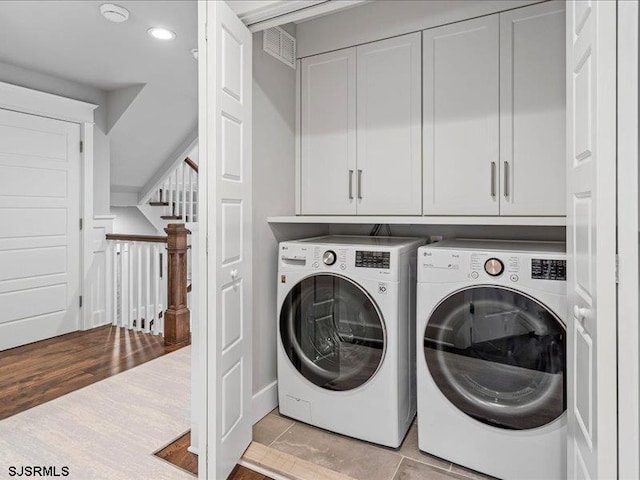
[422,15,500,215]
[204,1,253,479]
[0,108,80,351]
[566,1,617,479]
[356,33,421,215]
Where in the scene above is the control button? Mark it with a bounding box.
[510,274,519,282]
[484,258,504,277]
[312,262,319,268]
[340,264,346,270]
[471,271,479,279]
[323,250,337,266]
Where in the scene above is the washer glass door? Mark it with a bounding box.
[280,274,385,391]
[424,286,565,430]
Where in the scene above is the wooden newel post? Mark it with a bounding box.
[164,223,191,346]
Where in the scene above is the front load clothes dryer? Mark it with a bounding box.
[416,240,567,480]
[277,235,425,447]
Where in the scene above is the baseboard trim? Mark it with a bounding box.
[252,380,278,424]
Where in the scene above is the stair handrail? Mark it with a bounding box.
[106,233,167,243]
[184,156,199,173]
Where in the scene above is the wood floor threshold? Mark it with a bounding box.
[154,431,275,480]
[242,442,354,480]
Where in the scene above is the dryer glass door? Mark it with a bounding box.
[424,286,565,430]
[280,274,385,391]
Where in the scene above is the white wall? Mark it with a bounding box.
[0,60,111,215]
[251,23,329,420]
[296,0,539,57]
[111,207,160,236]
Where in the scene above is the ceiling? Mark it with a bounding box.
[0,0,198,191]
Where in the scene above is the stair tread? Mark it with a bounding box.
[161,215,183,220]
[149,201,169,206]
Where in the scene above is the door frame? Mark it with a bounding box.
[617,1,639,477]
[0,81,97,333]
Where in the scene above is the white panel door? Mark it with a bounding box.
[301,47,356,214]
[206,1,253,478]
[0,108,80,351]
[500,1,566,216]
[423,15,500,215]
[356,32,421,215]
[566,1,617,479]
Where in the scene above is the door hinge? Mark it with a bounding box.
[80,140,84,153]
[79,296,83,308]
[615,254,620,284]
[79,218,83,230]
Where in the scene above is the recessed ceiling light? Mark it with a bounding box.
[100,3,129,23]
[148,27,176,41]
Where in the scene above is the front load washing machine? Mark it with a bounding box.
[277,235,425,447]
[416,240,567,480]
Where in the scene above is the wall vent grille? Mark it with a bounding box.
[263,26,296,69]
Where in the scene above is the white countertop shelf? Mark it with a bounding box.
[267,216,566,226]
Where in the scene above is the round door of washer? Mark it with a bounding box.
[280,274,386,392]
[424,286,566,430]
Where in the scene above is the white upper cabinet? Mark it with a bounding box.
[301,48,356,214]
[423,15,500,215]
[499,1,566,216]
[356,33,422,215]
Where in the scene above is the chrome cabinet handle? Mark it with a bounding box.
[357,169,363,199]
[348,170,354,200]
[504,161,509,198]
[490,162,496,197]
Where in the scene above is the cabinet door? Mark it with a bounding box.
[356,33,422,215]
[301,48,356,214]
[500,1,566,216]
[423,15,500,215]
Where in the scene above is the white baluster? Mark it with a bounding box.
[181,162,186,219]
[188,168,194,222]
[136,242,142,332]
[152,244,159,335]
[144,244,151,333]
[128,242,135,330]
[110,241,118,326]
[121,242,128,328]
[161,246,168,335]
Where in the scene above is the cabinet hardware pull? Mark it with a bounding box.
[504,161,509,198]
[491,162,496,197]
[357,169,363,199]
[348,170,354,199]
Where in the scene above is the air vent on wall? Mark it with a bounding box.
[263,26,296,69]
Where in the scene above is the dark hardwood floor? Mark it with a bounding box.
[155,431,198,475]
[155,431,272,479]
[0,325,184,420]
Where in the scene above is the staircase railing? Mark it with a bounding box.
[106,224,192,345]
[149,157,199,222]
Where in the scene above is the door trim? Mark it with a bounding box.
[617,1,639,477]
[0,81,96,333]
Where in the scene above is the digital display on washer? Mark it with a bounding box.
[531,259,566,281]
[355,251,390,269]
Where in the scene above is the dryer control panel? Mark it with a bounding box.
[418,242,567,296]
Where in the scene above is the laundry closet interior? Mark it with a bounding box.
[200,0,623,479]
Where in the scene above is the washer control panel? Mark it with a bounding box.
[355,250,390,269]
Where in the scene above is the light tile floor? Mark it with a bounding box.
[0,347,192,480]
[253,410,495,480]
